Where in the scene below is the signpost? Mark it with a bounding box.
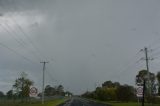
[136,80,145,106]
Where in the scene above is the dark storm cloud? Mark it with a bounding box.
[0,0,160,94]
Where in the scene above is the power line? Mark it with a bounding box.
[115,59,144,78]
[0,42,36,64]
[11,13,47,60]
[45,68,59,85]
[0,4,47,61]
[0,24,25,47]
[109,50,143,81]
[0,24,41,61]
[5,22,27,47]
[10,18,44,60]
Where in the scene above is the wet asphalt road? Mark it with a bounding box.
[59,97,111,106]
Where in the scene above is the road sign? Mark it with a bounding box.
[152,84,159,95]
[136,86,143,97]
[30,87,38,97]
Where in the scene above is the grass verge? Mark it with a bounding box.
[82,98,160,106]
[0,98,68,106]
[108,102,160,106]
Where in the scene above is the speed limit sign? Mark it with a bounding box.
[30,87,38,97]
[136,86,143,97]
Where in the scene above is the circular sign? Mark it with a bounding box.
[30,87,38,96]
[137,87,143,94]
[136,86,143,97]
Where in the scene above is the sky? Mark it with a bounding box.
[0,0,160,95]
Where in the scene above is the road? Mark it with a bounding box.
[59,97,111,106]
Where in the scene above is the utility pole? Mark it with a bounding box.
[141,47,153,97]
[40,61,49,104]
[144,47,151,96]
[144,47,149,83]
[142,80,146,106]
[140,47,153,105]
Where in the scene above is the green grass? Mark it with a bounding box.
[0,98,67,106]
[83,98,160,106]
[108,102,160,106]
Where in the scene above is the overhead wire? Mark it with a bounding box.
[44,62,60,86]
[6,22,42,61]
[1,2,59,86]
[0,24,25,47]
[5,22,28,47]
[109,50,145,81]
[0,3,46,61]
[0,23,42,62]
[10,1,56,62]
[11,12,47,60]
[0,42,36,64]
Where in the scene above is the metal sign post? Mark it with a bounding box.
[142,80,146,106]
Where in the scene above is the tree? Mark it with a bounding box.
[56,85,64,95]
[0,91,5,98]
[113,82,120,87]
[102,81,113,88]
[82,81,135,102]
[157,72,160,95]
[116,85,135,102]
[94,87,108,101]
[65,91,73,97]
[136,70,148,84]
[102,81,120,88]
[136,70,156,97]
[136,70,156,85]
[45,85,56,96]
[6,90,13,99]
[157,72,160,83]
[13,72,33,102]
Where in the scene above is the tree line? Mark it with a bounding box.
[82,70,160,103]
[81,81,135,102]
[0,72,71,103]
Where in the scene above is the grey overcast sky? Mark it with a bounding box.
[0,0,160,94]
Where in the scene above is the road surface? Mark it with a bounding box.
[59,97,111,106]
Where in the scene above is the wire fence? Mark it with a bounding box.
[0,95,66,105]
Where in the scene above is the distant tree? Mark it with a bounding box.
[136,70,155,85]
[38,93,42,97]
[45,85,56,96]
[136,70,148,84]
[82,81,135,102]
[136,70,156,98]
[0,91,5,98]
[56,85,64,95]
[6,90,13,99]
[113,82,120,87]
[157,72,160,95]
[94,87,107,101]
[105,87,117,100]
[65,91,73,96]
[116,85,135,102]
[102,81,120,88]
[81,91,95,99]
[157,72,160,83]
[102,81,113,88]
[13,72,33,102]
